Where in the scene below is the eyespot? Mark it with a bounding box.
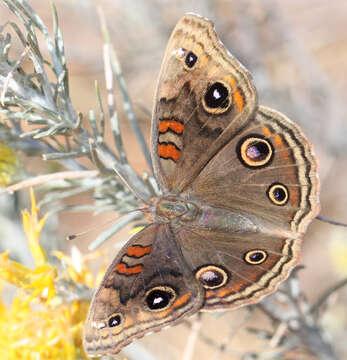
[91,320,106,330]
[107,313,122,328]
[145,286,176,312]
[195,265,228,289]
[237,135,274,168]
[175,47,187,58]
[185,51,198,68]
[267,183,289,205]
[244,250,268,265]
[202,81,232,114]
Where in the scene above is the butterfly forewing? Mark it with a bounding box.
[151,14,257,193]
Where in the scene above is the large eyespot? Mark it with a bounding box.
[195,265,229,289]
[237,135,274,168]
[185,51,198,68]
[202,81,232,114]
[107,313,123,328]
[244,250,268,265]
[267,183,289,206]
[145,286,176,312]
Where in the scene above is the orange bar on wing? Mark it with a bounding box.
[153,292,191,319]
[273,134,284,147]
[217,288,235,298]
[234,90,244,111]
[154,308,172,319]
[205,291,214,299]
[158,143,181,162]
[126,245,152,258]
[116,263,143,275]
[262,126,272,137]
[217,282,243,298]
[224,74,237,90]
[173,292,191,308]
[158,120,184,134]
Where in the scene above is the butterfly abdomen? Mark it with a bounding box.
[187,205,262,234]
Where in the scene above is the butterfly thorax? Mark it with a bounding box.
[146,196,199,223]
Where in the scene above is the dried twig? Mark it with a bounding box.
[2,170,99,194]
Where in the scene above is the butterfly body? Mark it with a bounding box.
[84,13,319,356]
[147,195,287,237]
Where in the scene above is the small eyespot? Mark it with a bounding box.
[195,265,228,289]
[267,183,289,205]
[185,51,198,68]
[145,286,176,312]
[244,250,268,265]
[202,81,231,114]
[237,135,274,168]
[92,321,106,329]
[107,313,122,327]
[175,47,187,58]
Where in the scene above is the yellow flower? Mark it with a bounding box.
[0,290,91,360]
[53,247,106,289]
[0,142,20,186]
[0,189,101,359]
[0,189,56,303]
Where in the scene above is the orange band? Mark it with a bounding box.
[116,262,143,275]
[158,120,184,134]
[126,245,152,258]
[158,142,181,162]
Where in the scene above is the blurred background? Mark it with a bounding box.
[0,0,347,359]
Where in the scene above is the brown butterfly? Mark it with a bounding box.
[84,13,320,356]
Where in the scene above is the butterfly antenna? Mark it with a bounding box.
[316,215,347,228]
[66,207,148,241]
[112,165,151,205]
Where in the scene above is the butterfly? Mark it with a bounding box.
[84,13,320,356]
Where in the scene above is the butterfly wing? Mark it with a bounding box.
[175,226,301,310]
[177,106,319,309]
[152,13,257,193]
[84,224,203,356]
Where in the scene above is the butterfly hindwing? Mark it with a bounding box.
[175,225,301,310]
